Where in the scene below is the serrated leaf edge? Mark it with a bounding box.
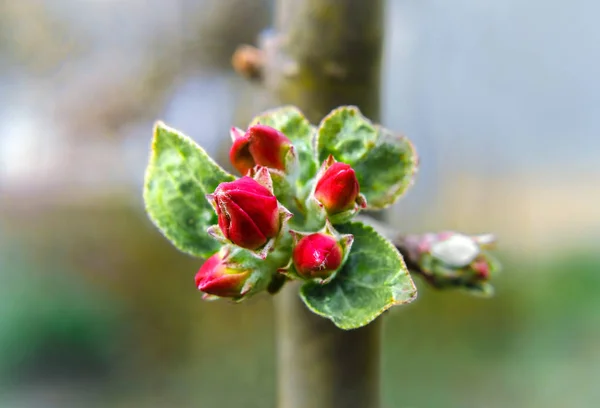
[315,105,363,161]
[299,221,417,330]
[249,105,306,124]
[143,121,234,258]
[365,129,419,210]
[315,106,419,210]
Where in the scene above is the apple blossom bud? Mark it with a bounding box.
[229,124,294,175]
[228,127,255,175]
[195,252,250,298]
[293,233,343,281]
[398,232,500,295]
[210,176,280,250]
[314,161,360,214]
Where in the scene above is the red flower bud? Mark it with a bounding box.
[229,127,255,175]
[314,161,361,214]
[210,176,280,250]
[229,124,294,175]
[195,252,250,298]
[292,233,343,280]
[472,258,491,279]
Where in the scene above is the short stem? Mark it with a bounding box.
[275,282,381,408]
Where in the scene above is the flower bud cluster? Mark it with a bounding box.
[194,124,367,299]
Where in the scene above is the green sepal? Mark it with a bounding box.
[144,121,235,258]
[463,281,495,298]
[304,194,367,228]
[300,221,417,330]
[303,193,327,231]
[247,166,294,204]
[219,245,273,302]
[210,232,295,302]
[316,106,418,209]
[482,250,503,277]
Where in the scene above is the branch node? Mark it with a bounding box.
[232,44,264,81]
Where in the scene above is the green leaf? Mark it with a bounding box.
[316,106,418,209]
[144,122,235,258]
[300,221,417,330]
[250,106,318,185]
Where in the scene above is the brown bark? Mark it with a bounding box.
[256,1,386,407]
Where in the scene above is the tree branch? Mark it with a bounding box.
[232,1,385,407]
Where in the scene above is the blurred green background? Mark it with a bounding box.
[1,1,599,407]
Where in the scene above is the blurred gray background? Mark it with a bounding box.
[1,1,599,407]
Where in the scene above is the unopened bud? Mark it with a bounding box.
[195,251,250,298]
[208,176,280,250]
[308,155,367,225]
[288,221,353,284]
[293,233,343,280]
[399,231,500,296]
[229,124,295,175]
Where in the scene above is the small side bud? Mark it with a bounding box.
[399,232,501,296]
[229,127,255,175]
[229,124,296,175]
[314,159,359,213]
[307,155,367,225]
[195,250,251,299]
[247,124,295,171]
[288,221,353,284]
[293,233,342,280]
